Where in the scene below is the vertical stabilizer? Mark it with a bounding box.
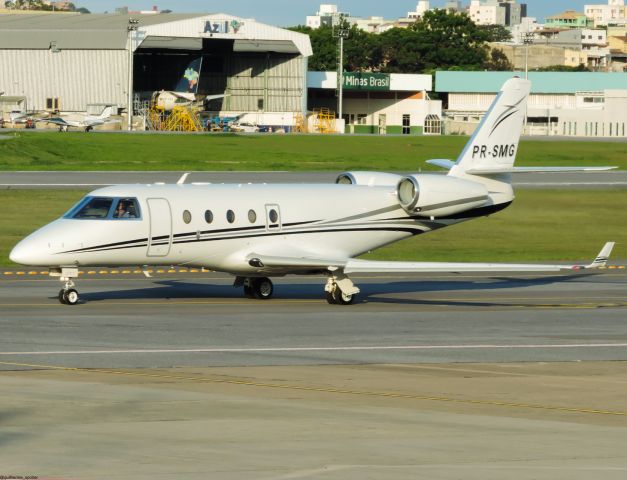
[453,77,530,174]
[175,57,203,94]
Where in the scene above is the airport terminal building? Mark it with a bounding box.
[0,12,312,127]
[437,71,627,137]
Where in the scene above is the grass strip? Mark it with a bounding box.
[0,132,625,171]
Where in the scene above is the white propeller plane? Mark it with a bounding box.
[43,106,118,132]
[10,78,616,305]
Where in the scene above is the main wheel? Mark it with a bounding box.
[326,291,336,304]
[243,284,254,298]
[251,277,273,300]
[63,288,80,305]
[332,287,355,305]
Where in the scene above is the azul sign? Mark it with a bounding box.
[203,19,244,35]
[343,73,390,91]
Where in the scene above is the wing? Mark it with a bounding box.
[246,242,614,275]
[43,117,72,127]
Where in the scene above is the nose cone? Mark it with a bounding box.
[10,237,38,266]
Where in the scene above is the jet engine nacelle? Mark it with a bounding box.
[397,174,489,217]
[336,171,403,187]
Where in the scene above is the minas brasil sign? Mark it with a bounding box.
[343,72,390,91]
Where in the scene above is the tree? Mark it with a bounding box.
[483,48,514,71]
[536,64,590,72]
[409,10,490,71]
[289,25,339,71]
[377,27,424,73]
[478,24,512,42]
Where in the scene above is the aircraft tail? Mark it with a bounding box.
[98,106,113,119]
[174,57,203,94]
[451,77,530,176]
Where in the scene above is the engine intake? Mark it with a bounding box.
[397,174,489,217]
[336,171,403,187]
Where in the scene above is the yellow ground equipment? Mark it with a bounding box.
[312,108,335,134]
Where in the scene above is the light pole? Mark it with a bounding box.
[333,16,349,126]
[127,18,139,131]
[522,32,534,80]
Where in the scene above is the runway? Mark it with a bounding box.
[2,270,627,478]
[1,270,626,369]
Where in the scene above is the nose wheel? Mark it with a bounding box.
[51,267,81,305]
[59,288,80,305]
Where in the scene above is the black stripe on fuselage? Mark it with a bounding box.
[59,203,511,255]
[60,226,426,255]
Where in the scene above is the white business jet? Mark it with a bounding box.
[10,78,616,305]
[43,106,118,132]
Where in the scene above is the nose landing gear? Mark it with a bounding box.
[51,267,81,305]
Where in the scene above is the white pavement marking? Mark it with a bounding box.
[2,343,627,356]
[514,182,627,187]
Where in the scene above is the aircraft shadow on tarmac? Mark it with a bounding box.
[60,273,598,307]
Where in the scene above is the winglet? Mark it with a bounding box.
[584,242,615,269]
[177,173,190,185]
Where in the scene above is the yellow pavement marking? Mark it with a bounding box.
[1,360,626,418]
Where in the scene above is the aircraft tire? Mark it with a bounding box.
[325,291,336,304]
[243,284,254,298]
[58,289,68,305]
[332,287,355,305]
[252,277,273,300]
[63,289,80,305]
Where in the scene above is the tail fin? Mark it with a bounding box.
[175,57,203,94]
[453,77,530,175]
[98,106,113,119]
[585,242,615,269]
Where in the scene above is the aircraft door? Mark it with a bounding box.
[146,198,172,256]
[265,204,281,232]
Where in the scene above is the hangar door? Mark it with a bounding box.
[147,198,172,257]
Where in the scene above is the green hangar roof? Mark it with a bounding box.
[435,71,627,93]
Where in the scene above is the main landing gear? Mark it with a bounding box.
[234,273,360,304]
[325,273,360,305]
[235,276,274,300]
[51,267,81,305]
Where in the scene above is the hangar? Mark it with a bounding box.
[0,12,312,129]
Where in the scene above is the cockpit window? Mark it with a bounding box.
[64,196,141,220]
[113,198,140,219]
[66,197,113,219]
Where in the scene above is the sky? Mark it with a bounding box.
[75,1,594,26]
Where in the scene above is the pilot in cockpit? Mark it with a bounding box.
[114,200,135,218]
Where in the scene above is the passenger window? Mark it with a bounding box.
[70,197,113,219]
[205,210,213,224]
[183,210,192,224]
[113,198,140,219]
[248,209,257,223]
[226,210,235,223]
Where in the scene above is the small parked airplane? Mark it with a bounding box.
[152,57,228,112]
[10,78,616,305]
[43,106,118,132]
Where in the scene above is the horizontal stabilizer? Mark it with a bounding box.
[464,166,618,175]
[426,159,455,170]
